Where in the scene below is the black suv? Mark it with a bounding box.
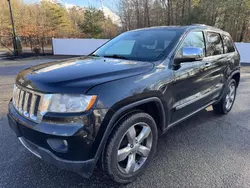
[8,25,240,183]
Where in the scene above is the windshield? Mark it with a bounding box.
[93,29,183,62]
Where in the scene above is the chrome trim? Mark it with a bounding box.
[29,94,37,119]
[168,100,216,130]
[12,84,18,106]
[18,137,41,158]
[12,84,49,123]
[23,92,30,115]
[18,90,24,113]
[16,87,21,108]
[173,84,223,110]
[182,47,204,59]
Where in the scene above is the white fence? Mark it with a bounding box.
[52,38,109,56]
[52,39,250,63]
[235,43,250,63]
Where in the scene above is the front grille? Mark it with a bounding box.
[12,84,43,123]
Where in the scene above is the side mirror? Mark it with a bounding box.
[174,47,204,65]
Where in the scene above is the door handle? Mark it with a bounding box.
[204,62,212,67]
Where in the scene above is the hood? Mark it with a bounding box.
[16,57,154,93]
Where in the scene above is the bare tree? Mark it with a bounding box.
[117,0,250,42]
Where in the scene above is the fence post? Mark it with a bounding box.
[41,37,45,55]
[30,37,33,53]
[51,37,54,55]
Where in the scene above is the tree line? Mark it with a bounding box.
[0,0,118,39]
[1,0,250,43]
[118,0,250,42]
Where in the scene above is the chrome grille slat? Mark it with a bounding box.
[12,85,17,106]
[12,84,45,123]
[18,90,24,113]
[23,92,30,117]
[14,86,19,106]
[29,95,37,118]
[16,87,21,108]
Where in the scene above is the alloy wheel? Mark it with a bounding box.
[225,83,236,110]
[117,122,153,174]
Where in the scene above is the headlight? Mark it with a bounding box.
[45,94,97,113]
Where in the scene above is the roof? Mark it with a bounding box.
[130,24,229,35]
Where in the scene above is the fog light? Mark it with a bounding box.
[47,138,68,153]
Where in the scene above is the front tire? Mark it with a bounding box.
[103,112,158,184]
[213,79,237,114]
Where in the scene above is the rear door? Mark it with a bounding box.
[198,31,226,101]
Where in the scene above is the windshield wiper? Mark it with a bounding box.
[103,54,128,60]
[89,54,100,57]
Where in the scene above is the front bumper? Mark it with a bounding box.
[7,101,109,177]
[17,137,95,177]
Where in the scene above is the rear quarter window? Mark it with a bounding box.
[222,35,235,53]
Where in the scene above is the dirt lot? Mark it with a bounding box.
[1,58,250,188]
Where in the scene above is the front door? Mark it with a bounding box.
[170,31,210,123]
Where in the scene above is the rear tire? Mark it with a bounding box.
[102,112,158,184]
[213,79,237,114]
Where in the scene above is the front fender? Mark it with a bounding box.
[90,97,166,170]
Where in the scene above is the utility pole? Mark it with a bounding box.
[100,0,106,38]
[7,0,18,56]
[100,0,104,12]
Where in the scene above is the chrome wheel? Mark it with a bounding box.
[117,122,153,174]
[225,83,236,110]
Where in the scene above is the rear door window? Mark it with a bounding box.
[222,35,235,53]
[206,32,224,56]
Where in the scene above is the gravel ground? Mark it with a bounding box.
[0,58,250,188]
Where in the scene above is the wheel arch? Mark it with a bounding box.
[94,97,166,168]
[217,69,240,104]
[231,71,240,87]
[110,97,166,134]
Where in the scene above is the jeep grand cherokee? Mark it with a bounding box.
[8,25,240,183]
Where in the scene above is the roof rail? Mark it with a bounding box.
[189,24,208,26]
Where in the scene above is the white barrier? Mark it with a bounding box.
[235,43,250,63]
[52,39,250,63]
[52,38,109,56]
